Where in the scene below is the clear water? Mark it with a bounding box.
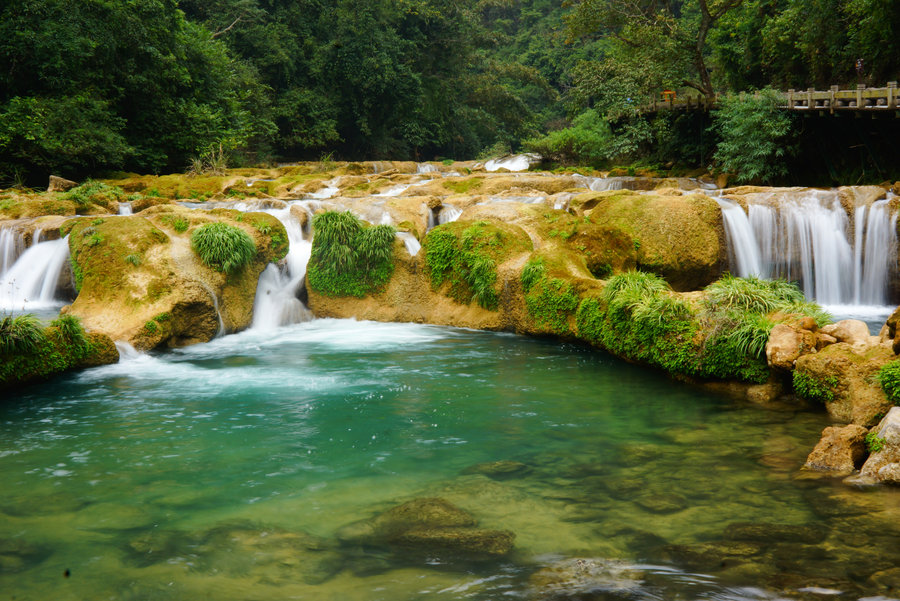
[2,320,900,600]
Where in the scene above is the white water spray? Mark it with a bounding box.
[0,235,71,311]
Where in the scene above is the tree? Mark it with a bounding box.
[566,0,744,98]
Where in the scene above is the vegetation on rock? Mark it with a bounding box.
[793,370,838,403]
[307,211,396,298]
[877,359,900,405]
[191,223,257,274]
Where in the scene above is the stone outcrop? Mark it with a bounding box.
[855,407,900,485]
[766,323,817,370]
[803,424,869,474]
[63,206,287,350]
[47,175,78,193]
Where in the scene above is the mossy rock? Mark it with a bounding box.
[584,190,726,290]
[0,193,79,219]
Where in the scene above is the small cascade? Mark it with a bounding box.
[0,235,71,311]
[396,232,421,256]
[118,202,133,216]
[575,175,630,191]
[416,163,438,174]
[484,154,537,172]
[716,190,898,306]
[0,226,25,275]
[438,204,462,225]
[250,204,313,330]
[308,178,340,200]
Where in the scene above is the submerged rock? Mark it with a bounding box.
[723,522,828,544]
[462,460,532,479]
[803,424,868,474]
[337,497,515,559]
[528,558,644,600]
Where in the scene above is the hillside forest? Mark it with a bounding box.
[2,0,899,185]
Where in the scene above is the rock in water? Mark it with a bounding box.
[854,407,900,485]
[528,558,644,600]
[803,424,869,474]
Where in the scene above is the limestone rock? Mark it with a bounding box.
[820,320,872,348]
[766,323,816,370]
[803,424,868,474]
[48,175,78,193]
[857,407,900,485]
[585,190,725,290]
[793,343,894,425]
[462,460,532,479]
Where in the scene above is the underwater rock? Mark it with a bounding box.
[663,541,765,571]
[633,492,689,514]
[462,460,532,479]
[723,522,828,544]
[337,497,515,559]
[855,407,900,485]
[528,558,644,600]
[803,424,868,474]
[0,538,51,573]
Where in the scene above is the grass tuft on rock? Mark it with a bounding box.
[190,222,256,274]
[877,359,900,405]
[0,314,46,355]
[307,211,396,297]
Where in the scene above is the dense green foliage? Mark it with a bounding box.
[2,0,898,183]
[712,90,796,183]
[865,431,886,453]
[877,359,900,405]
[307,211,396,297]
[190,223,257,273]
[0,314,46,355]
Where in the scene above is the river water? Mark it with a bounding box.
[2,319,899,600]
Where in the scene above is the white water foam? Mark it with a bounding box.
[0,236,70,311]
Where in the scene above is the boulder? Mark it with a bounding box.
[820,320,872,349]
[793,343,894,425]
[856,407,900,485]
[584,191,726,290]
[803,424,869,474]
[766,323,816,370]
[47,175,78,193]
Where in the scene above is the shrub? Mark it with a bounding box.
[520,257,546,293]
[523,109,614,166]
[0,314,46,355]
[173,217,190,233]
[712,88,797,183]
[307,211,395,297]
[190,222,256,273]
[877,359,900,405]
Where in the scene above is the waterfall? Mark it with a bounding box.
[396,232,421,256]
[250,204,313,330]
[118,202,133,216]
[0,235,71,311]
[438,204,462,225]
[716,190,897,306]
[0,227,25,275]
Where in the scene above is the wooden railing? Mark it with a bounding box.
[641,83,900,114]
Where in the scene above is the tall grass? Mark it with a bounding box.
[190,222,256,273]
[51,314,88,353]
[0,314,46,355]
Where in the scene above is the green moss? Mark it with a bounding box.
[307,211,396,298]
[173,217,190,233]
[877,359,900,405]
[443,177,483,194]
[525,277,580,335]
[793,370,838,403]
[520,257,546,293]
[65,180,124,210]
[143,320,159,334]
[424,221,529,310]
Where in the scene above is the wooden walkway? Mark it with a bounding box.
[642,82,900,115]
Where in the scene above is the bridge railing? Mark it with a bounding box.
[641,83,899,114]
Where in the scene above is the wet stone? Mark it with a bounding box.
[663,541,766,571]
[528,557,644,600]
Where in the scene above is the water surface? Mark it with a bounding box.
[2,320,899,600]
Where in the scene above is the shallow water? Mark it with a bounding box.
[2,320,899,600]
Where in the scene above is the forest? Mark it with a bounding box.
[2,0,899,185]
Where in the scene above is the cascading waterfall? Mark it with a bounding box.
[0,226,25,275]
[251,203,314,330]
[716,190,898,308]
[0,233,71,311]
